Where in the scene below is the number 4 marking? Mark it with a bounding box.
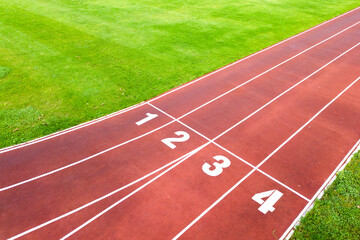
[252,190,283,214]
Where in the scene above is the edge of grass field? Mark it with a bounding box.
[1,6,359,153]
[283,140,360,240]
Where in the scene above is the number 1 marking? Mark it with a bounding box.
[136,113,158,126]
[252,190,283,214]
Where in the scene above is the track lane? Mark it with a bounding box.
[215,44,360,165]
[178,25,360,139]
[1,174,144,240]
[260,80,360,198]
[281,139,360,239]
[176,171,308,240]
[0,104,173,188]
[151,9,360,118]
[0,122,208,239]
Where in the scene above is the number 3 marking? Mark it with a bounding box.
[202,155,231,177]
[161,131,190,149]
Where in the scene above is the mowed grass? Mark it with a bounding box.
[292,150,360,240]
[0,0,359,147]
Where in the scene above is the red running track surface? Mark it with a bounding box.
[1,7,360,240]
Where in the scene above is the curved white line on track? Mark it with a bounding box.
[0,120,175,191]
[173,75,360,239]
[2,19,360,192]
[58,144,209,240]
[7,149,202,240]
[1,7,359,154]
[9,49,360,238]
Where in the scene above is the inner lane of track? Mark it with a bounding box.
[1,7,360,240]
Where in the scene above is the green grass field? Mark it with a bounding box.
[0,0,359,147]
[292,150,360,240]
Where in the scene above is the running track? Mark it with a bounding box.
[1,7,360,240]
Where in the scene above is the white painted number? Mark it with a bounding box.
[136,113,158,126]
[202,155,231,177]
[161,131,190,149]
[252,190,283,214]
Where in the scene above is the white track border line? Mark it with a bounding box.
[281,139,360,240]
[1,7,359,154]
[173,75,360,239]
[2,39,359,191]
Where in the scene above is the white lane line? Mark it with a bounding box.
[212,40,360,141]
[7,149,204,240]
[58,144,210,240]
[256,169,310,201]
[254,75,360,170]
[3,35,359,192]
[280,139,360,240]
[149,103,310,202]
[1,7,359,154]
[172,168,257,240]
[0,120,176,192]
[173,75,360,239]
[177,20,360,121]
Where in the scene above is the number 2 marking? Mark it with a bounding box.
[161,131,190,149]
[252,190,283,214]
[202,155,231,177]
[136,113,158,126]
